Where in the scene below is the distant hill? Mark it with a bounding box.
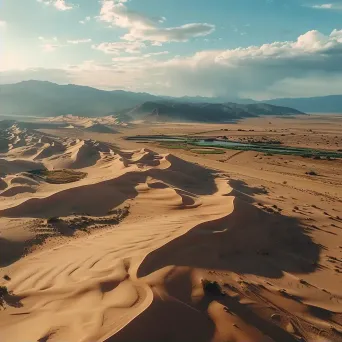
[0,81,160,117]
[83,124,117,133]
[0,81,254,117]
[265,95,342,113]
[124,101,303,123]
[0,80,304,119]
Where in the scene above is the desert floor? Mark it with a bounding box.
[1,114,342,342]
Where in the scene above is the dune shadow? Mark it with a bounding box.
[0,172,143,218]
[214,294,298,342]
[149,155,218,196]
[106,293,215,342]
[0,156,218,218]
[138,182,321,279]
[0,159,46,177]
[0,178,8,190]
[0,186,36,197]
[229,179,268,196]
[0,238,27,267]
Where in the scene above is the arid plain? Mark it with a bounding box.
[0,114,342,342]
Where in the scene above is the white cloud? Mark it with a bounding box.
[145,51,169,57]
[92,41,146,54]
[42,44,60,52]
[122,23,216,43]
[0,20,7,28]
[111,56,145,62]
[310,3,342,10]
[39,36,58,41]
[38,37,92,50]
[37,0,74,11]
[111,51,169,62]
[67,39,92,44]
[4,29,342,99]
[72,29,342,98]
[79,16,91,24]
[98,0,215,44]
[39,36,62,52]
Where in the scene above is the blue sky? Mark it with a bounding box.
[1,0,342,99]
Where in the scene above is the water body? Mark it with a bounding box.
[127,135,342,158]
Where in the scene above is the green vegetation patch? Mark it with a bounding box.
[158,142,190,150]
[190,148,226,155]
[131,135,342,159]
[28,169,87,184]
[159,141,225,155]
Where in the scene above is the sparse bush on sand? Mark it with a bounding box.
[0,286,9,307]
[47,217,61,224]
[28,169,87,184]
[202,279,225,296]
[0,286,8,296]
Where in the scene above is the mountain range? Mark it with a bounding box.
[0,81,341,121]
[265,96,342,113]
[122,101,303,123]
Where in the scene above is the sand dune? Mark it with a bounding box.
[0,122,342,342]
[33,142,66,160]
[0,185,37,197]
[0,178,8,190]
[46,140,102,170]
[42,114,123,131]
[0,137,233,342]
[0,159,46,176]
[10,176,40,186]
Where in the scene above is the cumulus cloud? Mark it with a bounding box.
[79,16,91,24]
[38,37,92,51]
[37,0,74,11]
[71,29,342,98]
[92,41,146,54]
[98,0,215,44]
[38,36,62,52]
[67,39,92,44]
[122,23,216,43]
[3,29,342,99]
[310,3,342,10]
[111,51,169,62]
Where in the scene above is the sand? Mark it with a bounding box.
[1,116,342,342]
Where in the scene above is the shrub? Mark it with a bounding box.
[28,169,87,184]
[47,217,61,224]
[202,279,225,296]
[0,286,9,307]
[0,286,8,297]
